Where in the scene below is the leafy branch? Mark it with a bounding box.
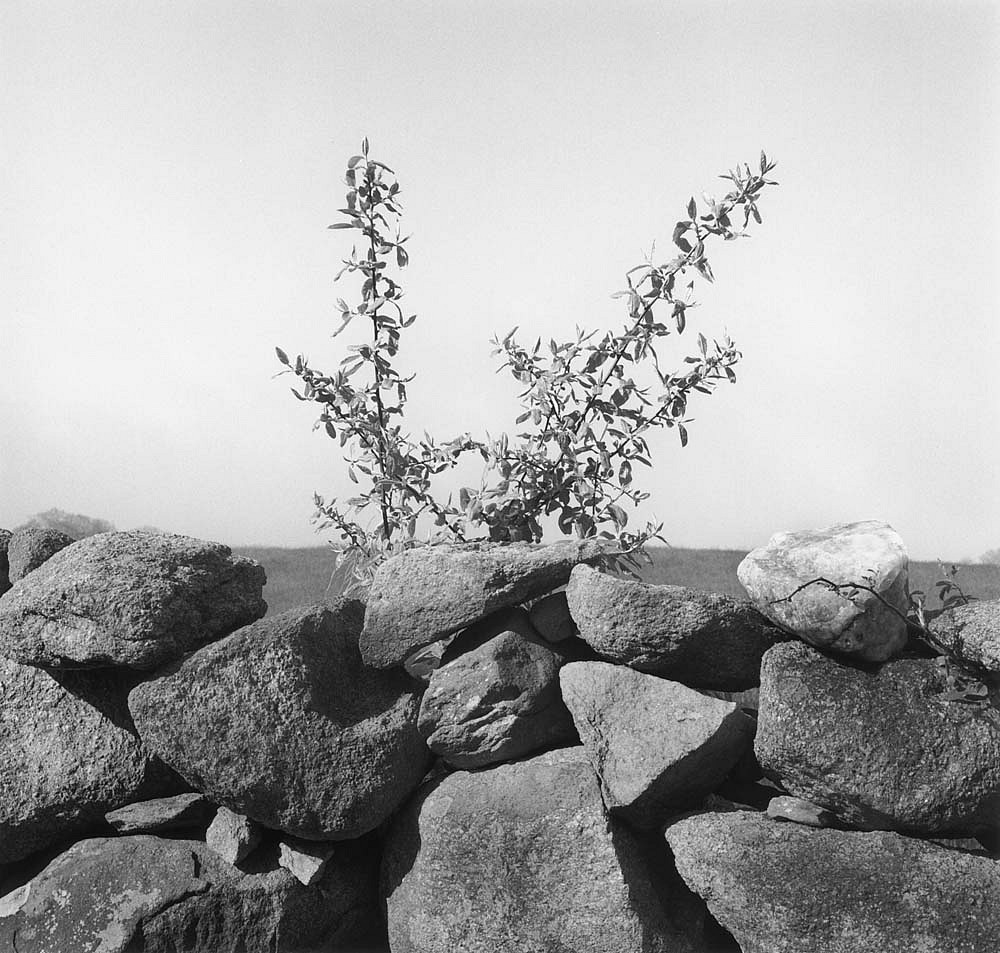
[278,142,778,586]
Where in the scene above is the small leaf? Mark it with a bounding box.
[678,423,689,447]
[687,197,697,218]
[275,346,290,365]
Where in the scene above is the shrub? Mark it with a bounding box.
[278,141,777,586]
[15,508,115,539]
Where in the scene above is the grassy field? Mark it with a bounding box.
[234,544,1000,617]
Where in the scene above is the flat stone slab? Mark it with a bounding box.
[756,640,1000,836]
[129,602,430,840]
[560,661,753,828]
[104,793,211,835]
[0,531,266,669]
[566,564,784,689]
[666,809,1000,953]
[360,539,613,668]
[417,608,576,768]
[738,520,909,661]
[382,746,697,953]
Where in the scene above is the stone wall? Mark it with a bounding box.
[0,522,997,952]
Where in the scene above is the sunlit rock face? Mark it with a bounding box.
[738,520,909,661]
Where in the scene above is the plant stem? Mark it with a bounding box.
[366,198,392,543]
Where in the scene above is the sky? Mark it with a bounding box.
[2,0,998,560]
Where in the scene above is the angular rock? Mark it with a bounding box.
[278,836,337,886]
[737,520,909,661]
[766,795,835,828]
[361,539,613,668]
[529,589,577,642]
[382,746,696,953]
[560,662,753,829]
[0,529,12,597]
[930,599,1000,675]
[6,528,75,582]
[567,564,784,690]
[756,640,1000,836]
[104,793,211,835]
[0,834,382,953]
[666,809,1000,953]
[129,602,430,840]
[417,608,576,768]
[0,531,266,669]
[206,806,263,866]
[0,657,180,864]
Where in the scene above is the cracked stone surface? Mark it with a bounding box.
[0,531,266,670]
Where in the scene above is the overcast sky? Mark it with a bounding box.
[2,1,998,559]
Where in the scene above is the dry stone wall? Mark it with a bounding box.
[0,522,997,952]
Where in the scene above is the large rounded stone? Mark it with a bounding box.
[566,564,784,689]
[666,809,1000,953]
[360,539,613,668]
[382,746,697,953]
[756,640,1000,836]
[0,833,383,953]
[0,658,180,864]
[6,528,74,582]
[0,531,266,669]
[417,608,577,767]
[560,661,754,829]
[129,602,431,840]
[930,599,1000,675]
[737,520,909,661]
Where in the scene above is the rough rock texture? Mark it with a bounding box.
[930,600,1000,674]
[104,793,211,835]
[0,657,181,864]
[361,539,613,668]
[529,589,577,642]
[666,810,1000,953]
[737,519,909,661]
[0,529,13,596]
[382,746,696,953]
[417,608,577,767]
[0,834,383,953]
[129,602,431,840]
[560,662,753,829]
[566,564,784,690]
[6,528,75,582]
[206,806,262,866]
[756,641,1000,836]
[0,531,266,669]
[278,837,337,886]
[766,795,835,828]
